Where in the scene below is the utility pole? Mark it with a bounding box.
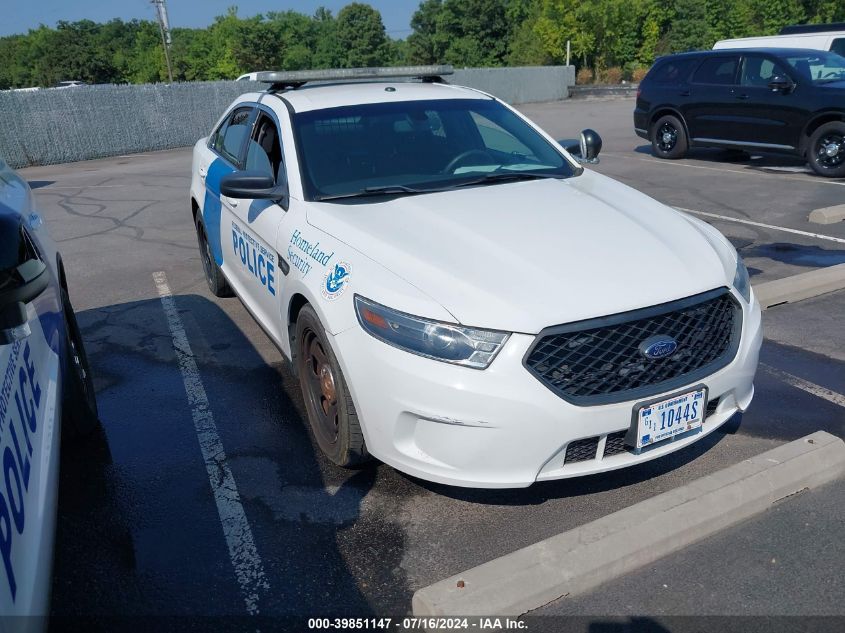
[151,0,174,83]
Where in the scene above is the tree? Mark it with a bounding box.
[407,0,444,64]
[666,0,711,52]
[335,3,388,67]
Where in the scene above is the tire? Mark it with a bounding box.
[295,305,369,467]
[650,114,688,159]
[61,288,99,436]
[195,214,233,297]
[807,121,845,178]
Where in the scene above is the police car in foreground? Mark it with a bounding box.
[190,66,761,488]
[0,160,97,618]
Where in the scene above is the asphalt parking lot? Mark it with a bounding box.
[18,96,844,626]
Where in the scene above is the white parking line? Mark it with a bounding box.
[603,151,845,186]
[153,271,269,615]
[762,363,845,409]
[676,207,845,245]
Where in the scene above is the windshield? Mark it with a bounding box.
[293,98,574,200]
[782,50,845,84]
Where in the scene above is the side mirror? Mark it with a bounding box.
[0,258,49,343]
[768,75,794,93]
[220,170,289,209]
[560,129,603,165]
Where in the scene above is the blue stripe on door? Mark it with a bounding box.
[203,158,235,266]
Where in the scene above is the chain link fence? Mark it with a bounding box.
[0,67,574,169]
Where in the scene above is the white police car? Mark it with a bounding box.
[0,160,97,616]
[190,66,762,488]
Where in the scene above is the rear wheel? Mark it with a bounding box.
[807,122,845,178]
[650,114,688,159]
[195,214,233,297]
[61,288,98,436]
[295,305,369,468]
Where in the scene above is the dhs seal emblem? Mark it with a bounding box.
[322,261,351,301]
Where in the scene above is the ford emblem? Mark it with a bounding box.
[639,335,678,360]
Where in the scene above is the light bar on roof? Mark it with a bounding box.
[256,65,454,85]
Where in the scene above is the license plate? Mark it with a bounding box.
[634,387,706,449]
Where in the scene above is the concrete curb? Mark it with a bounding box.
[412,431,845,618]
[753,262,845,309]
[568,84,638,99]
[809,204,845,225]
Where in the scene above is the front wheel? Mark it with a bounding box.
[61,288,99,436]
[195,214,233,297]
[807,122,845,178]
[650,114,688,159]
[295,305,369,468]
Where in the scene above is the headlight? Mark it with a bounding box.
[733,257,751,303]
[354,295,510,369]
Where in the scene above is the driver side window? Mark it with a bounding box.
[740,56,788,87]
[212,107,253,166]
[246,113,284,184]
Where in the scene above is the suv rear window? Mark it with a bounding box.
[647,59,697,84]
[692,57,739,85]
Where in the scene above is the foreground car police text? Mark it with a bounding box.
[0,160,98,618]
[190,66,762,488]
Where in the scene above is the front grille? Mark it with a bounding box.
[706,397,720,418]
[603,430,628,457]
[525,288,741,405]
[565,437,599,463]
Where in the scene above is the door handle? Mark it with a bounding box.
[223,196,238,208]
[199,166,207,181]
[736,94,750,100]
[679,90,690,97]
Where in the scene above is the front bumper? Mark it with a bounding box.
[332,290,763,488]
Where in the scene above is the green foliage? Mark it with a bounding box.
[335,3,389,67]
[1,0,843,89]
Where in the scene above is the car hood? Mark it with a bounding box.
[306,170,729,333]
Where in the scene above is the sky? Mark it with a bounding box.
[0,0,420,38]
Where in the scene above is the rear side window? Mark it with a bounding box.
[830,38,845,57]
[646,59,697,85]
[692,57,739,85]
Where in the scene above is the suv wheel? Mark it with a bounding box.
[195,214,233,297]
[295,305,369,468]
[651,115,688,159]
[808,122,845,178]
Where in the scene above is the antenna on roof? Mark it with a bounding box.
[258,65,455,92]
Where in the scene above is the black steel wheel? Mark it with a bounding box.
[295,305,369,467]
[651,114,688,159]
[808,122,845,178]
[195,214,233,297]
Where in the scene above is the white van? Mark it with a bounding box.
[714,23,845,56]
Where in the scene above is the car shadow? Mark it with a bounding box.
[633,144,815,172]
[50,294,393,625]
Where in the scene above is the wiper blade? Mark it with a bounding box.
[315,185,425,201]
[448,171,558,189]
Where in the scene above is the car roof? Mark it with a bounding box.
[260,81,492,113]
[660,47,833,61]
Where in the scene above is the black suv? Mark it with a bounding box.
[634,48,845,177]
